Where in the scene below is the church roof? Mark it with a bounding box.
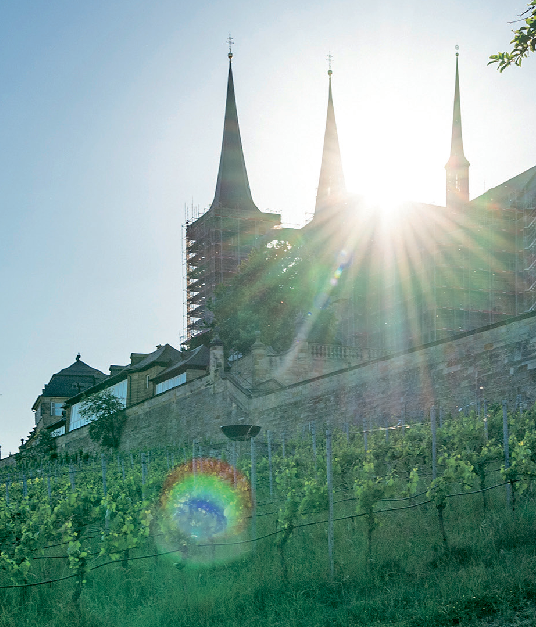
[314,68,346,217]
[445,51,469,170]
[32,354,108,409]
[210,55,258,212]
[472,165,536,206]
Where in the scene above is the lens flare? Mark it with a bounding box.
[157,458,252,567]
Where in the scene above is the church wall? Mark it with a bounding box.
[248,310,536,434]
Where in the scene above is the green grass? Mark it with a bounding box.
[2,486,536,626]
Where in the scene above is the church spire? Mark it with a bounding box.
[315,58,346,217]
[445,46,470,208]
[211,42,257,212]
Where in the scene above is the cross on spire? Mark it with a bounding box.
[327,52,333,76]
[227,34,234,60]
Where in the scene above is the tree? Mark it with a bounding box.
[34,428,58,460]
[79,389,126,450]
[489,1,536,71]
[210,235,343,356]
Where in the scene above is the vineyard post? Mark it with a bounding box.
[484,400,488,441]
[311,423,317,475]
[192,441,197,483]
[130,452,134,468]
[267,430,274,500]
[141,453,147,489]
[117,455,121,473]
[250,436,256,551]
[326,429,334,581]
[502,400,512,511]
[101,454,107,497]
[344,422,349,442]
[431,406,437,480]
[232,441,237,487]
[69,464,75,493]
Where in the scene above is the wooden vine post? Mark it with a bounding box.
[326,429,335,580]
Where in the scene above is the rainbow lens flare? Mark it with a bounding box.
[158,458,252,565]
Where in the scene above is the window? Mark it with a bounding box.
[68,379,128,432]
[156,373,186,395]
[50,426,65,438]
[51,402,64,417]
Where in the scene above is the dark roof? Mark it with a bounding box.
[129,344,183,371]
[210,59,258,213]
[33,355,108,409]
[64,343,184,407]
[152,345,210,384]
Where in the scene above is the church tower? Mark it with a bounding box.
[445,48,470,208]
[185,44,281,343]
[314,61,346,221]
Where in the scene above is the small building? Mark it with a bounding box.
[32,354,107,438]
[63,343,190,433]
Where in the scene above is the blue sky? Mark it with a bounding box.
[1,0,534,456]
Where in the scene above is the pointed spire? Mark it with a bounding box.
[315,59,346,217]
[445,46,470,207]
[210,45,257,212]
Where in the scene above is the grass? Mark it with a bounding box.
[2,484,536,626]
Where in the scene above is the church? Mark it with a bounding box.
[185,48,536,353]
[8,46,536,460]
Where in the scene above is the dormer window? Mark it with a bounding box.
[51,402,64,417]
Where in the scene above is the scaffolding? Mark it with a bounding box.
[184,205,281,343]
[517,189,536,311]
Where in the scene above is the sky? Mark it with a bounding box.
[0,0,535,456]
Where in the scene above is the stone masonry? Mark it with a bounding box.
[49,310,536,456]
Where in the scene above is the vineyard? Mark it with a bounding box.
[3,402,536,626]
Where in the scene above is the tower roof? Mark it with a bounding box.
[32,354,108,409]
[315,68,346,216]
[446,50,469,170]
[210,57,257,212]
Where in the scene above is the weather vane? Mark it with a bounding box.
[227,34,234,60]
[455,44,459,57]
[327,52,333,76]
